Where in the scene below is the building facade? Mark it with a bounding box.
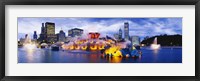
[39,23,46,42]
[45,22,57,43]
[38,22,57,43]
[58,30,66,42]
[119,28,122,40]
[68,28,83,37]
[124,22,129,40]
[131,36,140,46]
[33,31,37,39]
[114,33,119,40]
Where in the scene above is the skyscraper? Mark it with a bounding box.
[124,22,129,40]
[131,36,140,46]
[41,23,45,34]
[33,31,37,39]
[114,33,119,40]
[39,23,46,42]
[45,22,57,43]
[58,29,66,42]
[45,22,55,35]
[119,28,122,40]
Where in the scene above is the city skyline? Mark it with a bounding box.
[18,17,182,63]
[18,18,182,40]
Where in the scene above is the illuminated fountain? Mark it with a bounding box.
[98,44,105,50]
[61,32,142,58]
[74,44,80,50]
[69,45,74,50]
[90,44,98,51]
[23,34,37,50]
[104,45,122,57]
[81,45,87,50]
[61,32,143,58]
[150,37,160,50]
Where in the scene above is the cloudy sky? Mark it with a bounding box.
[18,17,182,41]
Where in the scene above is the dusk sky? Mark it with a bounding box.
[18,17,182,41]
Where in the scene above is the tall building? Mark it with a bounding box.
[124,22,129,40]
[39,23,46,42]
[41,23,45,34]
[56,33,59,41]
[33,31,38,39]
[68,30,72,37]
[131,36,140,46]
[58,30,66,42]
[119,28,122,40]
[45,22,57,43]
[114,33,119,40]
[19,38,25,44]
[45,22,55,35]
[68,28,83,37]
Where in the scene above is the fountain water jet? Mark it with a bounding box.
[150,37,160,50]
[23,34,37,50]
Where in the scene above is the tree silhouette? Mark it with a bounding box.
[141,34,182,46]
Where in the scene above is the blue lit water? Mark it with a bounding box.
[18,47,182,63]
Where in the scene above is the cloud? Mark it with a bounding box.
[18,17,182,40]
[128,18,182,38]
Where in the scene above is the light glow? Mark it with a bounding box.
[150,44,161,50]
[150,37,161,50]
[23,44,37,50]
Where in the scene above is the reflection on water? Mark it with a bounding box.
[102,57,122,63]
[153,49,159,54]
[18,47,182,63]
